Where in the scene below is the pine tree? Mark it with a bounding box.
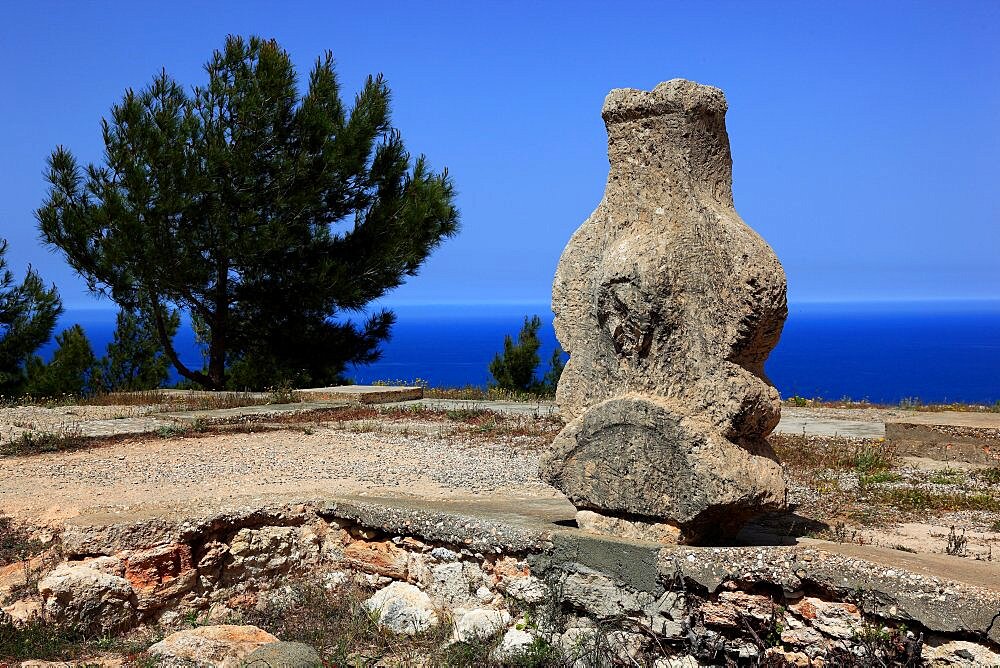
[24,324,97,397]
[97,308,179,392]
[0,239,62,396]
[489,316,543,393]
[37,35,458,390]
[542,345,566,394]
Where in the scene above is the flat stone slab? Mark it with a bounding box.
[395,400,886,438]
[661,542,1000,644]
[886,413,1000,465]
[161,401,347,425]
[888,412,1000,429]
[388,398,558,417]
[147,389,272,400]
[297,385,423,404]
[0,386,422,447]
[774,415,884,438]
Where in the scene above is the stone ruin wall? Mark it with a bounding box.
[2,502,998,666]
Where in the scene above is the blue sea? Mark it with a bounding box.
[46,300,1000,405]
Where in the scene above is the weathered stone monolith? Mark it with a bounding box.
[539,79,788,542]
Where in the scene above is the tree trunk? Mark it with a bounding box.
[208,265,228,389]
[150,298,215,389]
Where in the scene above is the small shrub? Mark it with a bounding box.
[974,467,1000,485]
[853,443,895,474]
[267,385,301,405]
[506,636,560,667]
[438,638,495,667]
[945,525,968,556]
[844,621,921,666]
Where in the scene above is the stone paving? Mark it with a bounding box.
[390,398,888,437]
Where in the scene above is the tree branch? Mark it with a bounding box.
[150,296,214,388]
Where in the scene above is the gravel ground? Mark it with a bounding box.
[3,405,996,563]
[0,422,560,522]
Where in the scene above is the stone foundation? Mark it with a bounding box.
[2,498,998,666]
[886,421,1000,465]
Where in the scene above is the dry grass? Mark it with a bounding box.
[4,388,302,413]
[0,420,278,458]
[80,388,301,411]
[872,488,1000,514]
[239,577,561,667]
[264,404,564,445]
[0,429,96,457]
[424,386,556,403]
[370,377,556,403]
[772,433,897,474]
[772,432,1000,541]
[0,403,562,459]
[0,617,158,665]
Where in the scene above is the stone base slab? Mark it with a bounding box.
[575,510,681,544]
[296,385,424,404]
[886,420,1000,465]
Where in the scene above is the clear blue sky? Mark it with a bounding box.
[1,1,997,308]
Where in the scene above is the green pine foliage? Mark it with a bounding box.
[489,315,565,395]
[37,35,459,390]
[97,308,179,392]
[490,315,542,392]
[0,239,63,396]
[24,325,97,398]
[543,344,566,393]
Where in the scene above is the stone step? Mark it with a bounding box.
[296,385,423,404]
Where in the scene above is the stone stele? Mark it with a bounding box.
[539,79,788,542]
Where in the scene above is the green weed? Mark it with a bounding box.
[974,467,1000,485]
[858,471,901,487]
[928,468,966,485]
[875,488,1000,513]
[154,424,190,438]
[0,430,89,457]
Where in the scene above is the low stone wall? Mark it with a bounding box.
[886,421,1000,465]
[3,499,999,666]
